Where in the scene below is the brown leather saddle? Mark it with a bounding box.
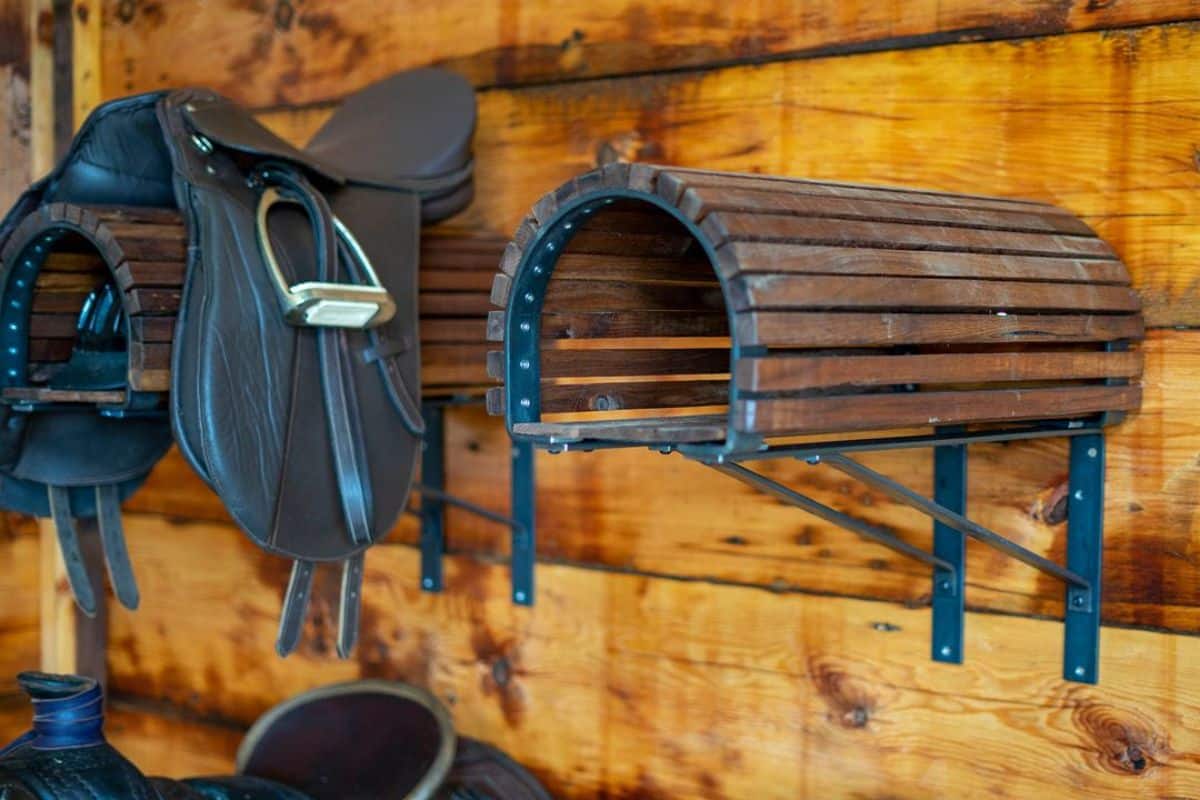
[0,672,553,800]
[0,70,476,655]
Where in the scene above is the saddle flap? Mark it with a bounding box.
[181,94,345,186]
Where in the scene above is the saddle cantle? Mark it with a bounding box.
[0,69,477,655]
[0,673,554,800]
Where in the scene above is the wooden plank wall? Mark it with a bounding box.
[0,1,1199,796]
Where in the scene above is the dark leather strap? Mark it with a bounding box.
[94,484,139,610]
[261,168,374,551]
[46,487,97,617]
[276,559,315,657]
[336,553,364,659]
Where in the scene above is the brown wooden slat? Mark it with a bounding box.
[129,317,175,343]
[539,311,730,340]
[33,271,104,291]
[109,234,187,262]
[421,318,488,343]
[541,379,728,413]
[655,168,1062,213]
[114,261,186,290]
[730,274,1140,313]
[512,415,728,444]
[703,212,1115,258]
[554,251,716,283]
[562,229,697,259]
[738,384,1142,436]
[91,206,184,226]
[543,280,725,312]
[29,314,78,338]
[1,387,126,404]
[739,311,1143,348]
[679,185,1096,236]
[419,270,494,291]
[32,291,88,313]
[716,244,1130,285]
[40,251,107,272]
[542,348,730,379]
[739,350,1143,393]
[128,341,171,371]
[28,339,73,362]
[126,288,181,315]
[420,292,496,317]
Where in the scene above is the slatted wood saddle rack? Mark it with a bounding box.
[487,163,1144,684]
[10,204,521,603]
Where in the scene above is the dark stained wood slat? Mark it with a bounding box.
[537,311,730,340]
[543,280,726,312]
[541,379,728,413]
[129,317,175,343]
[560,229,698,259]
[703,212,1116,258]
[126,289,182,315]
[114,261,186,290]
[40,251,107,272]
[419,270,495,291]
[554,251,716,283]
[421,318,489,343]
[541,348,730,379]
[29,314,79,339]
[738,350,1143,393]
[739,311,1143,348]
[512,415,728,444]
[1,387,126,404]
[739,384,1142,436]
[716,244,1130,285]
[731,274,1140,313]
[680,185,1096,236]
[419,292,496,317]
[655,167,1063,214]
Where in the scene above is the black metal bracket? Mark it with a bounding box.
[418,401,536,606]
[695,430,1106,684]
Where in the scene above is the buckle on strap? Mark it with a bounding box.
[255,185,396,329]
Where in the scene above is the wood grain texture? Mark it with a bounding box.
[104,518,1200,798]
[99,0,1200,105]
[252,23,1200,328]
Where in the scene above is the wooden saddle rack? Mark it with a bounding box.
[487,163,1144,683]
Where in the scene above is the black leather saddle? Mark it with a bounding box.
[0,69,476,655]
[0,673,553,800]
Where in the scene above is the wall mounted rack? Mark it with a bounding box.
[484,163,1144,684]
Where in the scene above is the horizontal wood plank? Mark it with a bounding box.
[731,274,1141,313]
[100,0,1200,104]
[717,243,1131,284]
[740,384,1140,436]
[740,311,1143,348]
[739,350,1143,393]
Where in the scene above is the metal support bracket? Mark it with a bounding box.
[419,403,445,592]
[511,440,536,605]
[931,441,966,664]
[1064,433,1104,683]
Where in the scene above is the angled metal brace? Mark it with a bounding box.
[817,454,1091,591]
[708,462,957,579]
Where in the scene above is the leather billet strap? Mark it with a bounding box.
[46,484,139,617]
